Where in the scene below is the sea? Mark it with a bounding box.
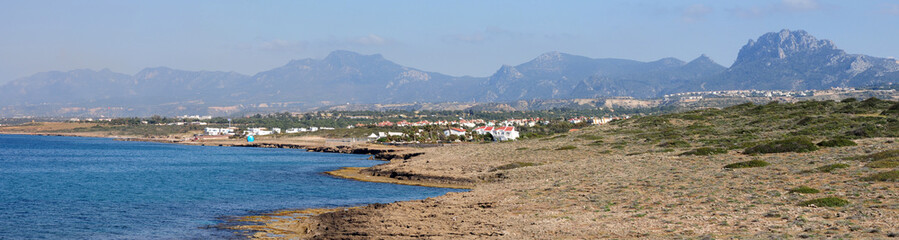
[0,134,465,239]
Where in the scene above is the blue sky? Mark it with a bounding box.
[1,0,897,83]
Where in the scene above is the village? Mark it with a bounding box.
[198,115,628,142]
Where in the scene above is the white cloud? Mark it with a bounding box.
[682,4,713,23]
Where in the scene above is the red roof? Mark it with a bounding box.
[450,128,466,132]
[496,126,514,131]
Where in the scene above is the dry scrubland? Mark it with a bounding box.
[237,99,899,239]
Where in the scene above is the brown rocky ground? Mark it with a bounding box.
[237,123,899,239]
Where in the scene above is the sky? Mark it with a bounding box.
[1,0,898,84]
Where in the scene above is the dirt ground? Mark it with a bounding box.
[237,125,899,239]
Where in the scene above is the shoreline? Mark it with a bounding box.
[1,131,474,239]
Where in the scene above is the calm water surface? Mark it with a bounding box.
[0,134,464,239]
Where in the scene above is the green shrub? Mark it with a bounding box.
[724,160,770,169]
[881,103,899,116]
[515,147,529,151]
[744,137,819,154]
[575,134,603,141]
[841,98,857,103]
[816,163,850,173]
[556,145,577,150]
[491,162,538,171]
[860,170,899,182]
[865,159,899,168]
[817,138,857,148]
[587,140,605,146]
[658,140,690,148]
[789,186,820,194]
[679,147,728,156]
[799,197,849,207]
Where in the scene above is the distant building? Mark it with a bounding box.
[443,128,467,137]
[492,126,519,141]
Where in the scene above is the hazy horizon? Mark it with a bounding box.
[1,0,898,83]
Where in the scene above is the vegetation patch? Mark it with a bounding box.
[865,159,899,168]
[860,170,899,182]
[658,140,690,148]
[744,137,819,154]
[679,147,727,156]
[515,147,529,151]
[788,186,820,194]
[812,163,849,173]
[799,197,849,207]
[817,138,857,148]
[491,162,538,171]
[575,134,604,141]
[556,145,577,150]
[724,160,770,169]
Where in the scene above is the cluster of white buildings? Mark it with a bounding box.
[165,121,207,126]
[233,126,337,136]
[204,127,238,136]
[284,127,335,134]
[374,118,547,129]
[178,115,213,120]
[568,116,628,125]
[663,89,814,99]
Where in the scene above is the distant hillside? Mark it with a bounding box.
[1,29,898,117]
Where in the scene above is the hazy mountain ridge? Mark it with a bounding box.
[2,29,898,117]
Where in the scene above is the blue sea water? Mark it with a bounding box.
[0,134,465,239]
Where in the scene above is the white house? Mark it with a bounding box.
[443,128,467,137]
[271,128,282,134]
[492,126,519,141]
[245,127,273,136]
[473,126,494,135]
[473,126,519,141]
[387,132,404,136]
[205,127,236,136]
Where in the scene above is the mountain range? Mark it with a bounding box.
[2,29,898,117]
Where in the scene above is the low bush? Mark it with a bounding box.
[788,186,820,194]
[515,147,529,151]
[679,147,727,156]
[799,197,849,207]
[816,163,850,173]
[556,145,577,150]
[744,137,819,154]
[865,159,899,168]
[860,170,899,182]
[817,138,857,148]
[575,134,604,141]
[724,160,770,169]
[658,140,690,148]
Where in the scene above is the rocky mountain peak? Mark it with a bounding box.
[535,51,564,63]
[687,54,716,65]
[734,29,841,66]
